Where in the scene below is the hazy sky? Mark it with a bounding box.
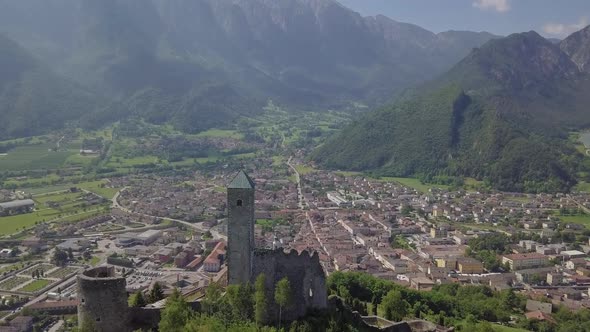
[337,0,590,38]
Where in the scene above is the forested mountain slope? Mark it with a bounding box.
[313,29,590,192]
[0,34,109,139]
[0,0,496,138]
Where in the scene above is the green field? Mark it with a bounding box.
[465,177,484,188]
[0,144,77,171]
[294,165,316,175]
[492,324,530,332]
[574,181,590,192]
[77,180,119,199]
[65,153,97,167]
[0,191,110,236]
[106,155,159,168]
[0,276,29,290]
[560,214,590,227]
[271,156,285,166]
[19,279,51,292]
[47,267,79,279]
[28,185,73,195]
[194,129,244,140]
[335,171,363,177]
[378,177,450,193]
[0,262,27,275]
[0,209,62,235]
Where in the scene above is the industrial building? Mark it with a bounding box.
[0,199,35,216]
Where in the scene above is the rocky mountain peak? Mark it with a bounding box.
[458,31,579,89]
[560,25,590,73]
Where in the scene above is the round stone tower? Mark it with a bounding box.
[77,266,129,332]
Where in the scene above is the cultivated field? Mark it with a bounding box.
[18,279,51,293]
[0,277,29,291]
[0,190,110,236]
[0,144,77,171]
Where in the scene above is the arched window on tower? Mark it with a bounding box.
[237,199,243,207]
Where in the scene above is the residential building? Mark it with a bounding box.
[457,258,484,274]
[502,253,549,270]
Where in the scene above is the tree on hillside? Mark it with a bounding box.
[129,291,146,308]
[274,277,293,328]
[254,274,268,326]
[227,283,253,320]
[378,289,409,322]
[501,289,519,311]
[67,247,74,260]
[159,289,192,332]
[201,282,223,315]
[149,282,164,303]
[52,248,68,266]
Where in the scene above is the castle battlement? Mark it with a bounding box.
[227,171,327,322]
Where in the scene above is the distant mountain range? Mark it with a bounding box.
[0,0,497,138]
[313,26,590,192]
[0,34,112,139]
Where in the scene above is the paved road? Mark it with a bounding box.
[287,157,306,210]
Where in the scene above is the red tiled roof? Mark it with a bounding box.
[525,310,555,323]
[186,256,203,268]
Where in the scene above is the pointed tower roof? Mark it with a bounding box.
[228,170,255,189]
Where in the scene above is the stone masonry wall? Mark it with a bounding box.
[251,249,328,322]
[77,266,129,332]
[228,187,255,285]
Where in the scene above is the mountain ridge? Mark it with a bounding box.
[0,33,111,139]
[313,28,590,192]
[0,0,500,139]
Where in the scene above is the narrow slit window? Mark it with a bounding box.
[237,199,243,207]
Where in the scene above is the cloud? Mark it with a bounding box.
[542,17,589,38]
[472,0,510,13]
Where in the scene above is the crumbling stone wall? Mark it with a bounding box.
[251,248,328,322]
[77,266,129,332]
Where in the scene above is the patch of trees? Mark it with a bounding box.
[52,248,69,266]
[328,271,526,328]
[466,233,512,271]
[160,275,356,332]
[106,253,133,268]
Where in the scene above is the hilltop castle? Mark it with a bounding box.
[75,171,327,331]
[227,170,327,321]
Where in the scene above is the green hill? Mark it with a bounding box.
[313,30,590,193]
[0,34,110,139]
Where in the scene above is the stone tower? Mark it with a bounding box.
[77,266,129,332]
[227,170,255,285]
